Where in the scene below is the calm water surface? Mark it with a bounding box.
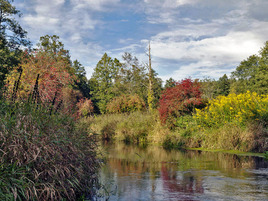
[98,143,268,201]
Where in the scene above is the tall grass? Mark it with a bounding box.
[88,111,159,143]
[0,100,100,200]
[85,111,197,148]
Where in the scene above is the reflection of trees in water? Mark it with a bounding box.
[161,163,204,200]
[104,158,205,200]
[101,143,268,200]
[103,142,267,175]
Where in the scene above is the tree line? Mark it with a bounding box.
[0,0,267,116]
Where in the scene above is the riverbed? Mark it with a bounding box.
[98,143,268,201]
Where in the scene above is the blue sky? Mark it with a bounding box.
[14,0,268,81]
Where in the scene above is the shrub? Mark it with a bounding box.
[106,94,145,114]
[158,78,206,128]
[194,91,268,127]
[76,98,94,117]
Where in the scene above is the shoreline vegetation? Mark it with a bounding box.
[82,93,267,154]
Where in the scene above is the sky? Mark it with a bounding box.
[14,0,268,81]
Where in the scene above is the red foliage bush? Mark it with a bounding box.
[106,94,145,113]
[158,78,206,127]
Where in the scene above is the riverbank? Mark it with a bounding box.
[82,109,267,154]
[0,100,101,200]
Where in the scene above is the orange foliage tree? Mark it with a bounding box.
[5,50,82,113]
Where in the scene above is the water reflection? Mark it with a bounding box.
[99,143,268,201]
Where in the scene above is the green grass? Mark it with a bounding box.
[85,110,267,154]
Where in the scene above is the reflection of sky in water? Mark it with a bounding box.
[98,143,268,201]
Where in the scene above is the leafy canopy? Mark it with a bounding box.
[231,41,268,94]
[158,78,206,128]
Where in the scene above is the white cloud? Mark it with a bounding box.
[143,0,198,24]
[144,0,197,8]
[70,0,120,11]
[151,31,262,62]
[149,27,265,80]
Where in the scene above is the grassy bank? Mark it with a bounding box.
[0,100,100,200]
[82,108,267,154]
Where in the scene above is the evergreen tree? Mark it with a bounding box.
[216,74,230,96]
[90,53,121,113]
[72,60,91,98]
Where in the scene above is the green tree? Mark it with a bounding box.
[121,52,162,108]
[231,55,259,93]
[255,41,268,94]
[148,69,162,107]
[90,52,163,113]
[216,74,230,96]
[231,41,268,94]
[0,0,30,49]
[147,41,154,111]
[72,60,91,98]
[164,77,176,89]
[38,35,69,56]
[121,52,147,100]
[0,40,19,90]
[0,0,30,89]
[199,77,218,99]
[37,35,71,68]
[90,53,121,113]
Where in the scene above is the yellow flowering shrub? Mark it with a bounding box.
[194,91,268,127]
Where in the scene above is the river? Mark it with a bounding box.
[98,142,268,201]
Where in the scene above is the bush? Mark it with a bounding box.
[106,94,145,113]
[194,91,268,127]
[158,78,206,128]
[0,101,100,200]
[194,91,268,152]
[76,98,94,117]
